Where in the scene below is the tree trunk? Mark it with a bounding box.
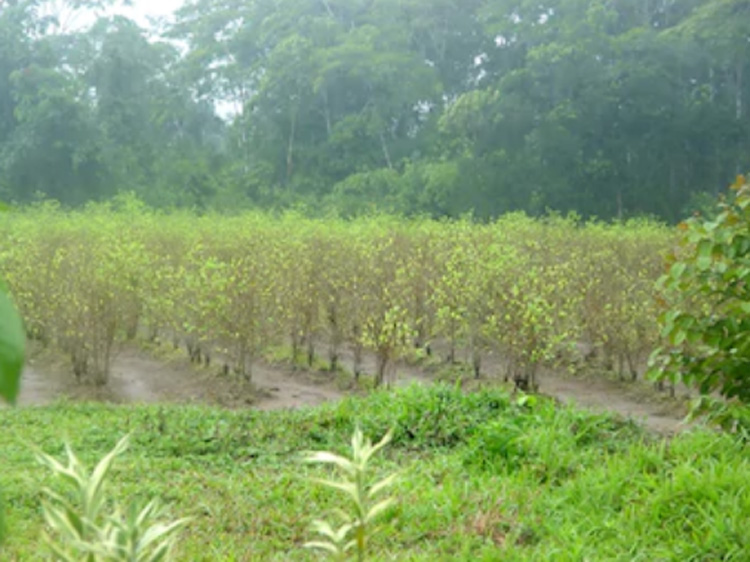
[318,89,332,138]
[236,341,252,383]
[379,131,393,170]
[353,343,363,383]
[627,352,637,382]
[375,351,389,388]
[291,331,301,366]
[736,60,743,121]
[321,0,335,19]
[328,303,341,371]
[529,363,539,392]
[307,336,316,368]
[736,60,744,176]
[286,110,297,185]
[473,350,481,379]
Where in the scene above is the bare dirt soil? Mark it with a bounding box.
[15,346,345,411]
[535,371,691,435]
[483,349,692,435]
[12,344,691,435]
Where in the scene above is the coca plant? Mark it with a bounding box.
[358,226,415,387]
[574,222,668,379]
[0,202,677,392]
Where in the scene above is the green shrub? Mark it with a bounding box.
[649,175,750,406]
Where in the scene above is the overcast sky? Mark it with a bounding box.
[41,0,187,32]
[115,0,186,27]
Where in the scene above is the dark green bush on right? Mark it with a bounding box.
[649,175,750,405]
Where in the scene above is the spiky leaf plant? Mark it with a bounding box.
[35,435,188,562]
[304,428,398,562]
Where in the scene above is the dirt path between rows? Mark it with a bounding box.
[15,347,345,411]
[11,346,691,435]
[536,371,690,435]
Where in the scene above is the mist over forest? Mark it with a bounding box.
[1,0,748,221]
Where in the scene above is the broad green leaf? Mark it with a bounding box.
[364,497,395,524]
[669,262,687,280]
[696,240,714,270]
[0,288,24,405]
[671,329,687,347]
[304,540,341,554]
[369,473,399,498]
[0,490,5,546]
[304,451,356,474]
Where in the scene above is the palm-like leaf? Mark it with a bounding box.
[304,427,398,561]
[35,435,187,562]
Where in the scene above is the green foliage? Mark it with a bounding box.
[650,175,750,403]
[1,386,749,559]
[463,398,643,482]
[0,279,23,551]
[1,0,747,220]
[0,283,23,405]
[35,435,188,562]
[0,207,672,387]
[688,395,750,440]
[304,428,397,561]
[335,383,511,451]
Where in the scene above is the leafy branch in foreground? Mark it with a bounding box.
[649,174,750,405]
[35,435,188,562]
[0,283,24,406]
[303,428,398,561]
[0,282,25,547]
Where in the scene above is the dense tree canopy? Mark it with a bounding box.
[0,0,748,220]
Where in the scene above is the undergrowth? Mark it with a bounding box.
[1,384,748,560]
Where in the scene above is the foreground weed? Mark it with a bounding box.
[35,435,188,562]
[304,427,398,561]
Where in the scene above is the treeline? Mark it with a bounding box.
[1,0,748,220]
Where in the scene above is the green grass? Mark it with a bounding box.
[1,384,749,560]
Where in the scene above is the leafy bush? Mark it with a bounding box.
[319,383,512,451]
[462,397,644,482]
[649,175,750,404]
[0,207,673,389]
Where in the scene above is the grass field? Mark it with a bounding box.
[2,383,749,561]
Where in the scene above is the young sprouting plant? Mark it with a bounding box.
[303,427,398,562]
[35,435,188,562]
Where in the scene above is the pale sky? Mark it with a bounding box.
[114,0,186,28]
[42,0,187,32]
